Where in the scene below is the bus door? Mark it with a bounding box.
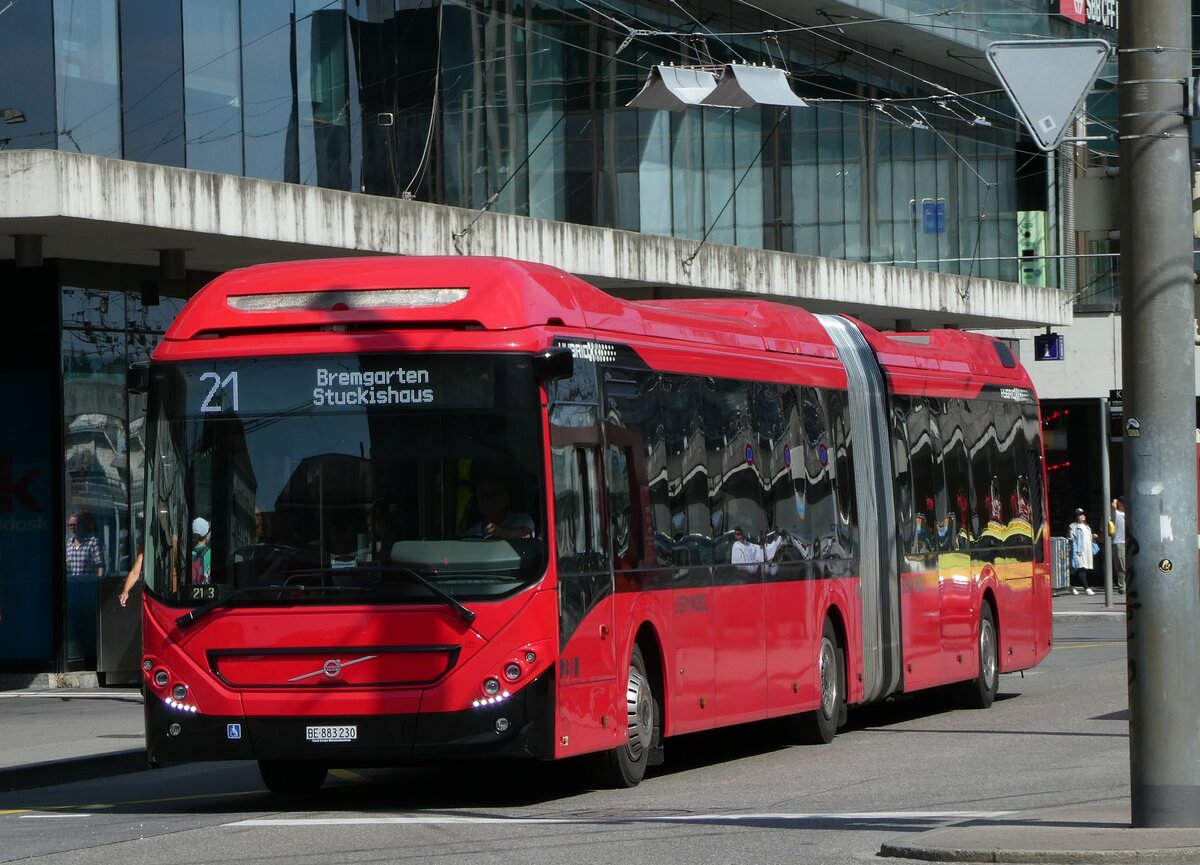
[937,398,978,679]
[707,379,768,726]
[661,375,716,732]
[931,402,975,680]
[549,351,616,697]
[893,396,942,691]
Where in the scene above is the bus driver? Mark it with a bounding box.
[466,475,534,540]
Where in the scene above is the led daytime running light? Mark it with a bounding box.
[163,697,199,714]
[471,690,512,709]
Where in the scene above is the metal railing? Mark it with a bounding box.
[1050,536,1071,591]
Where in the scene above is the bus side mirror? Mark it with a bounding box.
[127,361,150,395]
[532,347,573,380]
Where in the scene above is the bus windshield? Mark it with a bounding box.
[141,352,547,608]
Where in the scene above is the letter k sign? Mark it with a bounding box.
[0,457,43,512]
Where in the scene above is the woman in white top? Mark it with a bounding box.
[1069,508,1096,595]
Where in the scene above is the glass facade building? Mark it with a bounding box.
[0,0,1105,284]
[0,0,1117,673]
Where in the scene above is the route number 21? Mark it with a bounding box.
[199,371,239,413]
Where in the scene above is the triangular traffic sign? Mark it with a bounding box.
[986,39,1111,151]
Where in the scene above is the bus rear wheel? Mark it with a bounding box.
[960,604,998,709]
[258,760,327,795]
[792,617,844,745]
[592,643,658,788]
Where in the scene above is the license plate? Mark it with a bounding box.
[305,724,357,743]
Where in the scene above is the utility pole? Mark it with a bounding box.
[1119,0,1200,828]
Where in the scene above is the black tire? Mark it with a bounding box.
[960,603,999,709]
[593,643,658,788]
[258,760,327,795]
[793,617,844,745]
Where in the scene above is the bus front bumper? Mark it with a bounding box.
[145,673,554,767]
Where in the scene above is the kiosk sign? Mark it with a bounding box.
[1052,0,1118,30]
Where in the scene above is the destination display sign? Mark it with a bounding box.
[161,354,534,417]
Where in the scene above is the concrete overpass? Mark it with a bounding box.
[0,150,1069,331]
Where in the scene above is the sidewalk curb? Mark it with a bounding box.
[879,837,1200,864]
[1053,611,1126,622]
[0,749,148,793]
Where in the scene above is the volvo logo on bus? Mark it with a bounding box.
[287,654,379,683]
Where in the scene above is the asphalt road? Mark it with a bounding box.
[0,618,1129,865]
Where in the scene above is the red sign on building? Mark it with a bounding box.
[1051,0,1118,30]
[1053,0,1086,24]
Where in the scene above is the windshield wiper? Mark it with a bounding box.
[175,583,370,628]
[369,564,477,624]
[287,565,477,624]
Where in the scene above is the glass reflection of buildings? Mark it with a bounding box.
[0,0,1101,280]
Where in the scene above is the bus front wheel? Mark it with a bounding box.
[258,760,327,795]
[592,643,658,788]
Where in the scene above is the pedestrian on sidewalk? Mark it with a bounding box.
[65,511,106,660]
[1069,508,1096,595]
[1110,496,1126,594]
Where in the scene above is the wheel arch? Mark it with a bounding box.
[822,601,851,701]
[980,585,999,663]
[632,621,667,736]
[823,602,849,659]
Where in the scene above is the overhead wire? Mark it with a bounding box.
[40,0,1035,167]
[581,0,1034,135]
[402,0,442,195]
[14,0,1119,279]
[33,0,1095,162]
[434,0,1092,267]
[667,0,747,64]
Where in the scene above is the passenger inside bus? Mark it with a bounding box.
[367,498,404,561]
[465,474,534,540]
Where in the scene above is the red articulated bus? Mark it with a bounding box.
[135,256,1053,793]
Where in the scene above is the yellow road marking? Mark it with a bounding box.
[91,789,264,807]
[1054,641,1125,649]
[2,789,263,815]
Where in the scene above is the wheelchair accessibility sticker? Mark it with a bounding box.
[227,723,242,740]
